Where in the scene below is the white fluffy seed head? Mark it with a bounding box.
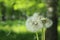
[45,18,53,28]
[41,17,53,28]
[26,16,43,32]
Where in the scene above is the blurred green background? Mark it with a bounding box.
[0,0,60,40]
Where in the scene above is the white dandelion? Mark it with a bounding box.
[41,17,53,28]
[26,14,43,32]
[45,18,53,28]
[40,17,53,40]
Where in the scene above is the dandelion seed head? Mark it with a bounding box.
[26,16,43,32]
[45,18,53,28]
[41,17,53,28]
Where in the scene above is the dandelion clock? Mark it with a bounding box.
[40,17,53,40]
[26,14,43,32]
[45,18,53,28]
[40,17,53,28]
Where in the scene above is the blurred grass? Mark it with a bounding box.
[0,24,60,40]
[0,23,42,40]
[0,19,60,33]
[0,24,60,33]
[0,18,60,40]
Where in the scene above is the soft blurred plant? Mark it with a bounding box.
[40,17,53,40]
[26,13,53,40]
[26,13,43,32]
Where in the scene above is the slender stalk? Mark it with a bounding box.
[36,32,39,40]
[42,27,46,40]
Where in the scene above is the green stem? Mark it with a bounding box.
[36,32,39,40]
[42,27,46,40]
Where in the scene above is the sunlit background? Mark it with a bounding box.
[0,0,60,40]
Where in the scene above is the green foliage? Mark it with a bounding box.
[0,0,3,2]
[14,0,36,10]
[0,0,60,40]
[0,0,47,17]
[37,3,46,8]
[3,0,15,7]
